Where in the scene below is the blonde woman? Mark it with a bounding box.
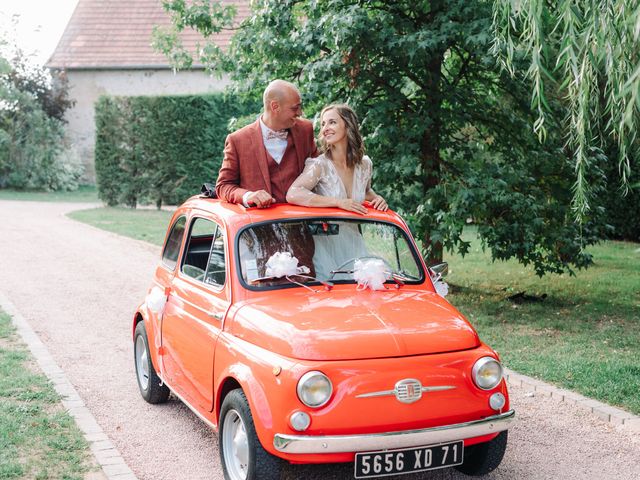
[286,104,387,212]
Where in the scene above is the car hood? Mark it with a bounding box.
[230,289,480,361]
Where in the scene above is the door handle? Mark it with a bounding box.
[210,312,224,321]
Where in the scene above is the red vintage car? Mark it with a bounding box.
[133,196,514,480]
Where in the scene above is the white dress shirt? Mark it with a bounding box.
[259,117,288,164]
[242,117,289,206]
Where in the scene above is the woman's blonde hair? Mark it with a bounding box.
[319,104,364,168]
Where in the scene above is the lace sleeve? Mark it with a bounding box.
[363,155,373,193]
[286,157,325,206]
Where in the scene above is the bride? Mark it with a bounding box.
[286,104,388,279]
[286,103,387,212]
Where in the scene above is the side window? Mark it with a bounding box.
[182,217,226,287]
[205,225,226,286]
[162,216,186,270]
[182,218,216,282]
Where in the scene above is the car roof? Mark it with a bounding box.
[179,195,408,230]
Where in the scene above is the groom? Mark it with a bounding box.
[215,79,319,207]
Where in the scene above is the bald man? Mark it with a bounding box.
[215,80,319,207]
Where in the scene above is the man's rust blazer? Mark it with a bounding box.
[215,118,319,204]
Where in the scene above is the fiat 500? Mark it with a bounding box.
[133,196,514,480]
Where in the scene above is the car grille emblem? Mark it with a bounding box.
[355,380,455,403]
[395,379,423,403]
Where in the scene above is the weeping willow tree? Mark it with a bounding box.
[491,1,640,218]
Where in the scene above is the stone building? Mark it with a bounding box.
[47,0,249,182]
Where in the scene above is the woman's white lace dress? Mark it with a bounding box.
[287,154,373,279]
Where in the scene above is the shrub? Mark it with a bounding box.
[94,93,257,207]
[0,48,81,190]
[598,169,640,242]
[582,141,640,242]
[0,90,82,190]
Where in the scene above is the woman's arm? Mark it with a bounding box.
[287,159,368,214]
[363,156,388,211]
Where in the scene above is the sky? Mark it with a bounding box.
[0,0,79,65]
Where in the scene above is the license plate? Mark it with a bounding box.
[354,441,464,478]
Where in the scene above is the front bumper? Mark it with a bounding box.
[273,409,515,454]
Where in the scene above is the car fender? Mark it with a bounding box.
[215,362,271,421]
[133,301,163,377]
[214,332,300,455]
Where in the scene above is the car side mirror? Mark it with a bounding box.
[200,183,217,198]
[428,262,448,280]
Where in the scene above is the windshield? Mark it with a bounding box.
[237,219,424,289]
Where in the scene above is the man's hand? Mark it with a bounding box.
[246,190,275,208]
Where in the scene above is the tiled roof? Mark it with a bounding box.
[47,0,250,69]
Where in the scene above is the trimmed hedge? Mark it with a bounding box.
[95,94,258,207]
[598,169,640,242]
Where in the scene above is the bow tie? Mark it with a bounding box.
[265,129,288,141]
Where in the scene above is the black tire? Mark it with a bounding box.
[456,430,508,476]
[219,389,283,480]
[134,322,170,404]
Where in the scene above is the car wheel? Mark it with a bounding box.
[456,430,508,476]
[134,321,170,404]
[219,389,283,480]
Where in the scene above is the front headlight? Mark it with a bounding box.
[296,371,332,408]
[472,357,503,390]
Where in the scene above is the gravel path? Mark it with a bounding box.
[0,200,638,480]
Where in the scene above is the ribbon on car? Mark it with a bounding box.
[353,259,387,291]
[146,286,167,314]
[434,280,449,297]
[265,252,310,278]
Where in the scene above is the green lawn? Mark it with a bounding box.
[446,230,640,414]
[68,207,174,245]
[0,310,93,479]
[67,207,640,414]
[0,185,99,203]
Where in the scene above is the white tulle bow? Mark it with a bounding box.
[265,252,309,278]
[434,280,449,297]
[146,286,167,314]
[353,258,387,290]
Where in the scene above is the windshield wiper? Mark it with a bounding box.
[327,269,414,289]
[390,272,413,288]
[250,274,333,292]
[328,269,354,278]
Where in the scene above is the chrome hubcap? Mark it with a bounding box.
[135,335,149,391]
[223,409,249,480]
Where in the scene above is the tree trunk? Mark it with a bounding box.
[421,47,445,265]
